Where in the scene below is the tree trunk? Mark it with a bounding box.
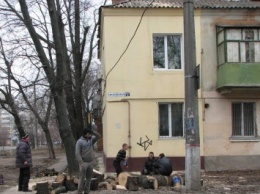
[53,95,78,175]
[42,126,56,159]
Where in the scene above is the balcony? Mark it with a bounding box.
[217,63,260,94]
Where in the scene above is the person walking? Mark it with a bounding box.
[15,134,33,192]
[75,127,101,194]
[113,143,129,177]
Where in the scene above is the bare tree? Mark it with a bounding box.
[0,38,56,158]
[0,0,105,174]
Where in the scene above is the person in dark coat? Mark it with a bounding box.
[154,153,172,176]
[141,152,156,175]
[15,134,33,192]
[113,143,129,176]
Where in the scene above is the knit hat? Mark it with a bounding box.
[22,134,29,139]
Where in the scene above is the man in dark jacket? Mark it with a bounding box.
[75,127,100,194]
[154,153,172,176]
[15,134,33,192]
[113,143,128,177]
[141,152,156,175]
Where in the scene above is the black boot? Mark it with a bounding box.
[18,185,23,191]
[22,186,32,192]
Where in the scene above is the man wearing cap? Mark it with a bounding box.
[75,127,101,194]
[15,134,33,192]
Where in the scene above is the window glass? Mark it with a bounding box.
[153,34,182,69]
[171,103,183,136]
[245,42,255,62]
[153,36,165,68]
[243,103,254,136]
[226,29,241,40]
[232,102,255,137]
[159,104,169,136]
[218,43,225,64]
[167,35,181,69]
[218,30,224,44]
[254,42,260,62]
[159,103,184,137]
[227,42,239,62]
[232,103,242,136]
[243,29,257,40]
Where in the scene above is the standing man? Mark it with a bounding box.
[15,134,33,192]
[75,127,100,194]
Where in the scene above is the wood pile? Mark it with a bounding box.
[116,172,185,191]
[33,170,185,193]
[36,168,59,177]
[33,169,105,194]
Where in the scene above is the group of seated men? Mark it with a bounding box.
[141,152,172,176]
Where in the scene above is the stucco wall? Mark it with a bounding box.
[201,9,260,170]
[100,8,203,160]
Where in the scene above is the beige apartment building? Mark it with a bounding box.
[98,0,260,172]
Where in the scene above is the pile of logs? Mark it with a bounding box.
[33,170,184,193]
[36,168,59,177]
[116,172,184,191]
[34,169,104,194]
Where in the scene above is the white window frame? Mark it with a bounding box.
[153,34,183,70]
[158,102,184,138]
[232,102,256,137]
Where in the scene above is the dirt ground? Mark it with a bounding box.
[0,146,65,193]
[1,147,260,193]
[88,170,260,194]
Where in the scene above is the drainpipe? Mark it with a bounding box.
[121,100,131,159]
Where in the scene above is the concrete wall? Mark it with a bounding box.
[201,9,260,171]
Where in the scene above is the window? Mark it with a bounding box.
[217,27,260,65]
[232,102,256,136]
[153,34,182,69]
[159,103,184,137]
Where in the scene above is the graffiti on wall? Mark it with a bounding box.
[137,135,152,151]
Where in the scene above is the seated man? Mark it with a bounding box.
[154,153,172,176]
[141,152,156,175]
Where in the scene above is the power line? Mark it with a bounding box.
[101,0,155,116]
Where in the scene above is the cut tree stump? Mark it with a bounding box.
[152,175,169,187]
[36,181,49,194]
[118,172,134,187]
[90,178,99,190]
[140,176,156,189]
[146,176,158,189]
[55,173,66,183]
[126,176,139,191]
[50,186,66,194]
[116,185,127,190]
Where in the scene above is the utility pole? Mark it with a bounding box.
[183,0,201,190]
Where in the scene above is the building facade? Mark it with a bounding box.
[98,0,260,172]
